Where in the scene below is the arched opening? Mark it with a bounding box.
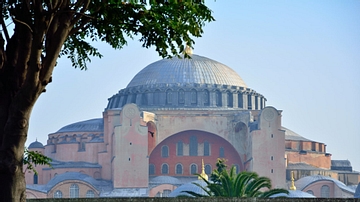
[203,90,210,106]
[216,90,222,107]
[69,184,79,198]
[166,89,173,105]
[238,93,243,108]
[227,91,233,107]
[176,163,183,174]
[191,89,197,105]
[178,89,185,105]
[142,91,148,105]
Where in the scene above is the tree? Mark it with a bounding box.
[183,159,289,198]
[23,148,52,175]
[0,1,214,201]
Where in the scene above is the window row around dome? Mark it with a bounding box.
[107,88,266,110]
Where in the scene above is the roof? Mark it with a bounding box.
[44,160,102,169]
[282,126,312,141]
[28,140,44,149]
[168,180,209,197]
[127,54,247,88]
[287,163,325,171]
[149,176,182,186]
[271,190,316,198]
[295,175,355,194]
[56,118,104,133]
[331,160,352,167]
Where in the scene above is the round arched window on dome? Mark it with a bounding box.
[216,90,222,107]
[204,90,210,106]
[227,91,233,107]
[166,89,173,105]
[142,91,148,105]
[178,89,185,105]
[191,89,197,105]
[238,93,243,108]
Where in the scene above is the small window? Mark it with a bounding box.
[271,169,274,173]
[70,184,79,198]
[191,89,197,104]
[162,189,171,197]
[142,92,148,105]
[54,190,62,198]
[161,145,169,158]
[227,91,233,107]
[205,164,212,175]
[161,164,169,174]
[189,136,198,156]
[271,156,273,161]
[204,90,210,106]
[33,174,38,184]
[234,164,240,174]
[238,93,243,108]
[86,190,95,198]
[247,94,252,109]
[190,164,198,175]
[177,141,183,156]
[321,185,330,198]
[204,141,210,156]
[176,163,183,174]
[216,90,222,107]
[166,89,172,105]
[153,89,161,105]
[219,147,225,157]
[178,89,185,104]
[131,94,137,103]
[149,164,155,175]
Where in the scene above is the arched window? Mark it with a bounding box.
[153,89,161,105]
[163,189,171,197]
[321,185,330,198]
[255,96,259,109]
[177,141,183,156]
[189,136,198,156]
[178,89,185,104]
[219,147,225,157]
[142,92,148,105]
[190,164,198,175]
[205,164,212,175]
[176,163,183,174]
[247,94,252,109]
[69,184,79,198]
[216,90,222,107]
[149,164,155,175]
[227,91,233,107]
[166,89,172,105]
[191,89,197,105]
[161,164,169,174]
[204,90,210,106]
[161,145,169,158]
[238,93,243,108]
[33,174,38,184]
[131,94,137,103]
[204,141,210,156]
[306,190,314,195]
[122,94,128,107]
[54,190,62,198]
[86,190,95,198]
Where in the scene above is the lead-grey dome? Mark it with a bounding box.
[127,54,247,88]
[56,118,104,133]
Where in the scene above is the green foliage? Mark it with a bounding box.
[23,148,52,175]
[183,159,289,198]
[2,0,214,70]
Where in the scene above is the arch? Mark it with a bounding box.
[161,164,169,174]
[227,91,233,107]
[321,185,330,198]
[94,171,101,179]
[216,90,222,107]
[178,89,185,105]
[149,164,155,175]
[161,145,169,158]
[203,90,210,106]
[247,94,252,109]
[69,184,79,198]
[190,89,197,105]
[86,190,95,198]
[190,163,198,175]
[189,136,198,156]
[205,164,212,175]
[166,89,173,105]
[204,141,210,156]
[177,141,183,156]
[175,163,183,174]
[54,190,62,198]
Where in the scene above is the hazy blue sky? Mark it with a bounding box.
[27,0,360,171]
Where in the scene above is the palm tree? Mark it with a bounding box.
[183,163,288,198]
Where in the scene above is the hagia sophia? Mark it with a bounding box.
[25,49,360,198]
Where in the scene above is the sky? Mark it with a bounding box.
[27,1,360,171]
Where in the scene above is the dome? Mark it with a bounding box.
[168,180,209,197]
[282,126,311,141]
[56,118,104,133]
[271,190,316,198]
[127,54,247,88]
[28,140,44,149]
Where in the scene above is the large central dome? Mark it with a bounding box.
[127,54,247,88]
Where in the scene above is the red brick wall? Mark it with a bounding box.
[149,130,242,176]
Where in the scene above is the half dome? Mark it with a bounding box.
[127,54,247,88]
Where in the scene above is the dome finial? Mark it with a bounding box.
[198,159,208,181]
[290,171,296,190]
[184,45,193,55]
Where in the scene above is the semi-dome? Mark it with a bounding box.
[127,54,247,88]
[56,118,104,133]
